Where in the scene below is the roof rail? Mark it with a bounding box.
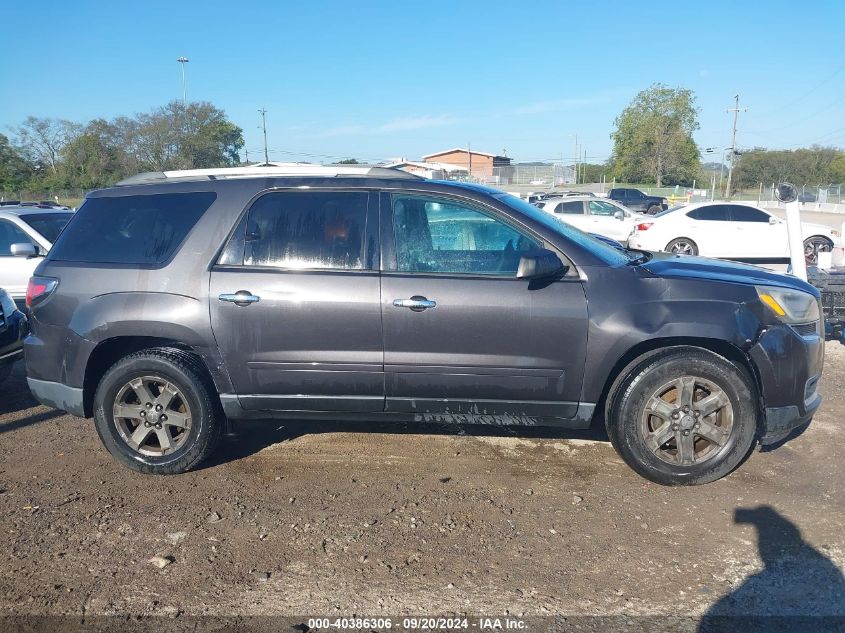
[115,164,421,186]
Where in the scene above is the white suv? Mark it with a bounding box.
[0,206,74,305]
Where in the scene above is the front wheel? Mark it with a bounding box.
[804,236,833,265]
[647,204,662,215]
[606,348,758,485]
[93,348,223,474]
[665,237,698,256]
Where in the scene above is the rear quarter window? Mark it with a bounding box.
[48,192,216,265]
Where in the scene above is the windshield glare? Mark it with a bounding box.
[494,193,631,266]
[20,213,73,244]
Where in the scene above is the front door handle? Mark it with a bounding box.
[393,296,436,312]
[219,290,261,307]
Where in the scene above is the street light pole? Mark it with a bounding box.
[258,108,269,165]
[177,57,189,105]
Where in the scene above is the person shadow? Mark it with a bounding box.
[698,505,845,633]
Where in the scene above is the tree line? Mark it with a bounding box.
[1,101,244,194]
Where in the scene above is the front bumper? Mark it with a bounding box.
[749,324,824,444]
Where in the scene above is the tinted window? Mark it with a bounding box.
[687,205,729,221]
[555,201,583,215]
[588,201,619,216]
[392,194,541,275]
[0,220,34,256]
[20,213,73,243]
[730,205,770,222]
[49,192,215,264]
[241,191,369,270]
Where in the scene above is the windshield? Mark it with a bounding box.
[494,193,631,266]
[20,213,73,244]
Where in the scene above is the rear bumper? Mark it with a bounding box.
[27,378,85,417]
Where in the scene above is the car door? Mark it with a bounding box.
[0,219,41,301]
[379,191,589,420]
[727,204,786,258]
[209,189,384,412]
[682,204,733,256]
[587,200,632,241]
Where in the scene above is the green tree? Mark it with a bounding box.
[0,133,34,192]
[337,158,359,164]
[733,147,845,188]
[610,84,700,186]
[14,116,81,176]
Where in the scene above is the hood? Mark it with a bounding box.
[640,252,819,296]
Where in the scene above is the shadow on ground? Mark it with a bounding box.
[202,416,609,471]
[699,506,845,633]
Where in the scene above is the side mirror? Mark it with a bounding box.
[614,210,625,221]
[10,242,38,258]
[769,216,778,225]
[516,249,567,280]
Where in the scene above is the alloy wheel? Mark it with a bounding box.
[640,376,734,466]
[112,375,193,457]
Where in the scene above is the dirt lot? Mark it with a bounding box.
[0,345,843,631]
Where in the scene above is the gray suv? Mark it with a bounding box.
[24,166,824,485]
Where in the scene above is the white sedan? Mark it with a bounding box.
[628,201,838,263]
[535,196,645,244]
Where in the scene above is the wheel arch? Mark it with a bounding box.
[597,337,763,428]
[82,337,222,418]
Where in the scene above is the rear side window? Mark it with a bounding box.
[556,201,583,215]
[20,213,73,243]
[687,205,729,221]
[222,191,369,270]
[49,192,216,264]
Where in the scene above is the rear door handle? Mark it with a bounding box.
[219,290,261,306]
[393,296,436,312]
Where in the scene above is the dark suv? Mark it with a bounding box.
[607,188,668,214]
[24,166,824,485]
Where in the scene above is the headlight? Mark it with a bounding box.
[0,291,16,319]
[756,285,819,324]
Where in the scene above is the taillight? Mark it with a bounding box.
[636,222,654,231]
[26,276,58,308]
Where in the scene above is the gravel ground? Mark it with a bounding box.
[0,345,843,630]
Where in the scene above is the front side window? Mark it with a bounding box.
[729,205,770,223]
[588,201,620,216]
[687,205,729,221]
[235,191,369,270]
[392,194,541,276]
[0,220,34,256]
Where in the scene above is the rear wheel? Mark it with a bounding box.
[804,236,833,265]
[606,348,758,485]
[93,348,223,474]
[665,237,698,256]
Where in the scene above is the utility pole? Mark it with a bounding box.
[467,142,472,181]
[724,95,747,199]
[176,57,189,106]
[573,134,578,185]
[245,148,249,165]
[258,108,269,165]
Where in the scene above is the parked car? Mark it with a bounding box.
[0,205,74,307]
[607,188,668,214]
[798,192,817,203]
[25,165,823,486]
[0,288,27,386]
[628,201,838,264]
[536,196,645,244]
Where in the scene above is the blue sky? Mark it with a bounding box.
[1,0,844,165]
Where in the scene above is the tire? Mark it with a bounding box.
[93,348,223,474]
[647,204,662,215]
[605,347,758,486]
[665,237,698,256]
[804,236,833,265]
